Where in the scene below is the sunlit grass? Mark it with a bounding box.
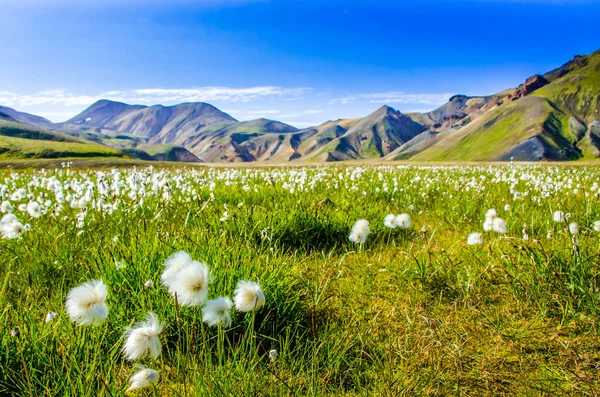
[1,164,600,395]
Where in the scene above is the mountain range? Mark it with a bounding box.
[1,49,599,163]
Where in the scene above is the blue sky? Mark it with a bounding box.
[1,0,599,127]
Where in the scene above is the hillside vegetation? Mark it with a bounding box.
[0,119,125,159]
[415,50,600,161]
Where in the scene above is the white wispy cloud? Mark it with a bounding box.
[332,92,452,106]
[245,109,281,115]
[0,87,310,108]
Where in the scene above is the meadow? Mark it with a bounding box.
[1,163,600,396]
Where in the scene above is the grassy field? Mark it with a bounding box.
[2,164,600,395]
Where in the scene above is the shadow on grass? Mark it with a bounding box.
[255,212,350,254]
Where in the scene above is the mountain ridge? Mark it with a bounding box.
[3,49,600,163]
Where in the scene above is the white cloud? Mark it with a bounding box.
[332,92,452,106]
[331,96,356,105]
[0,86,311,108]
[245,109,281,115]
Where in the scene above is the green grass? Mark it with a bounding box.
[2,164,600,395]
[0,134,125,160]
[137,143,178,156]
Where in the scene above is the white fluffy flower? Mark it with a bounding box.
[1,201,13,213]
[127,368,159,392]
[26,201,42,218]
[234,281,265,312]
[10,188,26,202]
[123,313,163,361]
[553,211,565,222]
[593,220,600,232]
[161,253,210,307]
[144,280,153,288]
[492,218,507,233]
[160,251,193,287]
[383,214,396,228]
[1,213,17,225]
[569,222,579,235]
[394,214,410,229]
[0,219,25,239]
[467,232,483,245]
[485,209,497,219]
[349,219,370,244]
[45,312,57,323]
[202,297,233,328]
[504,204,511,212]
[65,280,109,326]
[483,218,494,231]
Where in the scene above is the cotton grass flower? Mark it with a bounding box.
[127,368,159,392]
[161,252,210,306]
[123,313,163,361]
[0,217,25,239]
[234,281,265,312]
[1,201,12,213]
[144,280,153,288]
[492,218,507,233]
[160,251,193,287]
[349,219,370,244]
[65,279,109,326]
[10,188,26,202]
[593,220,600,232]
[26,201,42,218]
[202,297,233,328]
[1,213,17,225]
[483,218,494,231]
[569,222,579,235]
[394,214,410,229]
[553,211,565,222]
[467,232,483,245]
[483,208,498,231]
[45,312,57,323]
[485,209,497,219]
[383,214,396,228]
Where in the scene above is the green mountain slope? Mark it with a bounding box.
[0,119,125,160]
[413,50,600,162]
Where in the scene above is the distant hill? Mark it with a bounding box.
[410,50,600,161]
[0,118,125,160]
[59,100,237,145]
[0,106,53,128]
[179,105,427,162]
